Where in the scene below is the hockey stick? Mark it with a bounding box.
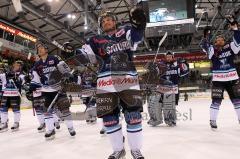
[47,91,60,113]
[32,102,36,116]
[9,79,22,97]
[143,32,168,88]
[153,32,168,63]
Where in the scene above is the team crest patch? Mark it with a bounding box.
[116,29,125,37]
[49,60,54,65]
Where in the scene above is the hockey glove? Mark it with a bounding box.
[129,7,146,30]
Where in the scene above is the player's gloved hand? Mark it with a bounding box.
[22,83,30,92]
[129,6,146,30]
[203,26,212,38]
[229,22,238,30]
[62,73,74,83]
[225,15,238,28]
[25,91,33,101]
[24,74,32,83]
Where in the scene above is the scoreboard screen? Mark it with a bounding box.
[139,0,195,23]
[149,0,187,22]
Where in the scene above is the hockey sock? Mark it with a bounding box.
[127,123,143,151]
[65,120,73,129]
[0,112,8,123]
[61,111,74,129]
[35,108,45,125]
[36,113,45,125]
[107,128,124,151]
[53,112,60,122]
[44,114,55,131]
[103,115,123,151]
[13,111,21,123]
[124,111,142,150]
[210,100,221,121]
[231,99,240,120]
[102,119,106,130]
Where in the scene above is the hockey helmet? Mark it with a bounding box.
[165,50,174,56]
[98,11,118,30]
[36,40,49,53]
[60,42,75,60]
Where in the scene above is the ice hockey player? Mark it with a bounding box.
[77,6,146,159]
[201,19,240,130]
[79,68,97,124]
[0,61,25,132]
[25,70,45,132]
[147,51,189,127]
[24,57,60,133]
[31,41,76,139]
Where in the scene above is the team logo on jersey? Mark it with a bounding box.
[42,66,55,73]
[115,29,125,37]
[98,77,138,87]
[105,40,131,54]
[166,70,178,75]
[219,51,231,58]
[49,60,54,65]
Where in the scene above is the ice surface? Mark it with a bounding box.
[0,99,240,159]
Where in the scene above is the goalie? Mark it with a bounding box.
[147,51,189,127]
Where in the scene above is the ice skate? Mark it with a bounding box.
[68,127,76,136]
[11,122,19,132]
[86,116,97,124]
[108,149,126,159]
[54,121,60,129]
[100,128,106,135]
[131,150,144,159]
[210,120,217,130]
[37,123,46,133]
[89,117,97,124]
[45,129,55,140]
[166,120,176,127]
[147,118,163,126]
[0,123,8,133]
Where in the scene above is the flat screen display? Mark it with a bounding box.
[148,0,188,23]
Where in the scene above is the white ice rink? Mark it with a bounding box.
[0,99,240,159]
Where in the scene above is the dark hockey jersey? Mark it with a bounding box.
[79,25,144,93]
[201,29,240,81]
[160,60,189,85]
[0,71,25,97]
[31,55,71,92]
[157,60,189,94]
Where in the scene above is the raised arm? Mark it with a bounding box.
[230,23,240,54]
